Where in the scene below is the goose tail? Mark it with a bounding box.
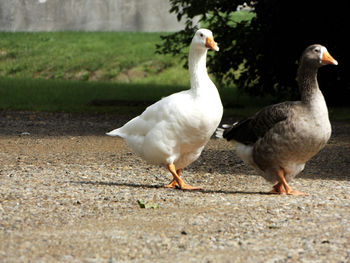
[215,123,237,139]
[106,128,122,137]
[215,128,225,139]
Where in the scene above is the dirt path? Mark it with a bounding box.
[0,111,349,262]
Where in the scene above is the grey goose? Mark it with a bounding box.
[216,44,338,195]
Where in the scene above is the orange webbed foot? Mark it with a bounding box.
[178,184,203,190]
[166,164,203,191]
[164,180,178,189]
[285,189,309,196]
[274,170,309,196]
[164,179,203,190]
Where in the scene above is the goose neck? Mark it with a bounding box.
[188,46,210,90]
[297,62,320,103]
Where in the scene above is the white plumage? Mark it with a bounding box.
[107,29,223,190]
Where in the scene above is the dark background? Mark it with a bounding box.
[158,0,350,106]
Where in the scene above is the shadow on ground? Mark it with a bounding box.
[71,180,269,195]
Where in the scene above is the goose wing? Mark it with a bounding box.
[223,102,297,144]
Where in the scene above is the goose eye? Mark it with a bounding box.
[314,48,320,53]
[200,33,203,37]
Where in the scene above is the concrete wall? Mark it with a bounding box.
[0,0,189,32]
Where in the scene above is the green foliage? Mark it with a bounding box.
[157,1,258,92]
[158,0,350,106]
[137,199,159,209]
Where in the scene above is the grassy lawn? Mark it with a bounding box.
[0,77,185,113]
[0,30,348,120]
[0,31,188,86]
[0,76,271,117]
[0,30,271,117]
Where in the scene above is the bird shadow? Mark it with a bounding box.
[187,147,350,181]
[70,180,270,195]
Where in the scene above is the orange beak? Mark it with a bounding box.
[205,36,219,51]
[321,50,338,65]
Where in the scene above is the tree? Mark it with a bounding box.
[157,0,349,106]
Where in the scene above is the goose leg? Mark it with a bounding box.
[164,168,182,188]
[269,182,286,194]
[275,169,309,196]
[165,164,203,190]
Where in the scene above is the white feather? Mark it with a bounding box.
[106,129,121,136]
[215,128,224,139]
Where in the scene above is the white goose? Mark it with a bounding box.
[107,29,223,190]
[217,44,338,195]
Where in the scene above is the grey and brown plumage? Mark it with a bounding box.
[217,44,338,195]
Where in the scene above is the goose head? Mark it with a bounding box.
[301,44,338,68]
[191,29,219,52]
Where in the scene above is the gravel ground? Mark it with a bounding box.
[0,110,349,263]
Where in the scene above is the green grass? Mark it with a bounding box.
[0,77,185,113]
[0,30,274,116]
[0,77,272,115]
[1,76,347,119]
[0,31,189,86]
[0,31,348,120]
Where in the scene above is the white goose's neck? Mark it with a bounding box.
[188,46,211,93]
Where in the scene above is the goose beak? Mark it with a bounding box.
[321,50,338,65]
[205,36,219,51]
